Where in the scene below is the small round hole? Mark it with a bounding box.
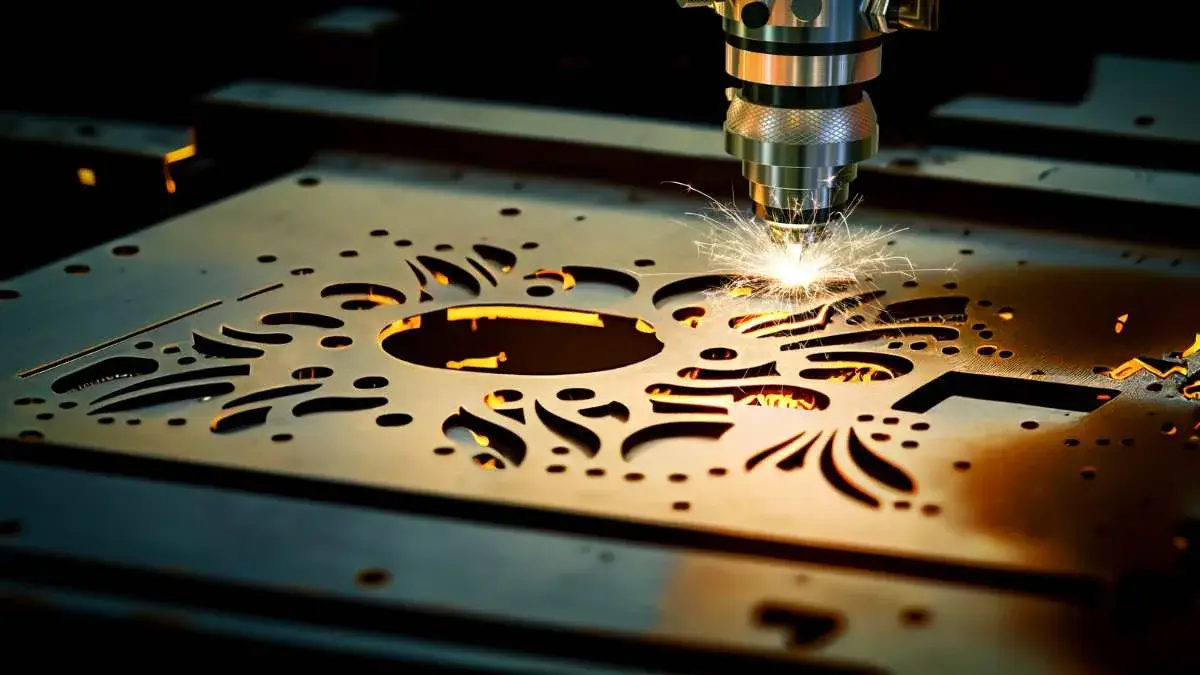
[434,244,453,251]
[1021,420,1039,430]
[942,346,960,355]
[257,254,277,263]
[1080,466,1097,479]
[708,467,727,476]
[900,608,931,626]
[634,259,655,267]
[271,433,293,443]
[526,285,554,297]
[858,414,874,422]
[883,417,899,425]
[901,440,919,448]
[177,356,196,365]
[135,341,153,350]
[942,282,958,290]
[354,376,389,389]
[65,264,90,275]
[320,335,353,349]
[911,422,929,431]
[997,350,1013,359]
[1064,438,1080,446]
[625,472,645,482]
[370,229,388,237]
[59,402,77,410]
[894,501,911,510]
[356,568,391,588]
[978,299,993,307]
[672,501,691,511]
[500,207,521,217]
[297,176,320,187]
[291,267,314,276]
[586,468,605,477]
[433,446,454,455]
[902,280,918,288]
[339,250,358,258]
[953,461,971,471]
[376,413,412,427]
[921,504,941,516]
[979,330,994,339]
[910,341,928,351]
[394,239,412,247]
[0,289,19,300]
[546,465,566,474]
[668,473,688,483]
[98,417,114,425]
[292,366,333,380]
[871,433,891,442]
[112,245,139,257]
[551,446,569,455]
[1133,115,1155,127]
[976,346,997,356]
[168,418,186,426]
[521,242,539,250]
[574,215,586,222]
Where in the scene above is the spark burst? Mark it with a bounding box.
[679,185,917,307]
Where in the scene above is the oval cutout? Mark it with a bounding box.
[381,304,664,376]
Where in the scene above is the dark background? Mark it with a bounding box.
[3,3,1196,131]
[0,2,1195,277]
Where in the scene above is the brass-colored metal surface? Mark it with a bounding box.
[1,156,1199,670]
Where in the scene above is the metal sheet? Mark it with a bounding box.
[934,55,1200,145]
[1,156,1199,669]
[0,462,1102,674]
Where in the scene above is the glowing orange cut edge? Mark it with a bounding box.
[647,388,819,411]
[530,269,577,291]
[447,306,604,328]
[447,352,507,370]
[1109,358,1188,381]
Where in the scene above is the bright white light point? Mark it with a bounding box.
[770,243,830,288]
[677,187,922,307]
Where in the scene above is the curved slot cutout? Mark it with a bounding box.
[52,356,159,394]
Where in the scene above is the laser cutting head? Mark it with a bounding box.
[680,0,939,243]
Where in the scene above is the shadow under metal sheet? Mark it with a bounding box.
[1,155,1198,673]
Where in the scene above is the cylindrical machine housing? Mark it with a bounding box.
[701,0,887,241]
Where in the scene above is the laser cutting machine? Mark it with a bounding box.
[680,0,939,241]
[2,4,1200,673]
